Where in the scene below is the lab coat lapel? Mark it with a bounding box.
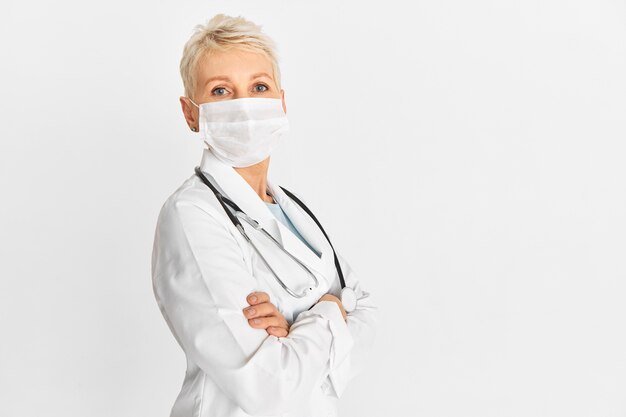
[199,148,280,241]
[267,182,335,276]
[198,148,331,278]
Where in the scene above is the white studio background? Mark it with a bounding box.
[1,1,625,416]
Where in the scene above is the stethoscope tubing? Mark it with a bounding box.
[243,226,320,298]
[194,166,342,298]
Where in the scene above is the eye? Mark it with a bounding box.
[211,87,228,96]
[254,83,269,93]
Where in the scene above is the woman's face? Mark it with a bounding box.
[181,48,286,131]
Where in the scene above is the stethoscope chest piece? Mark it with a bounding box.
[340,287,357,313]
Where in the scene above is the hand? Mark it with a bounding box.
[243,292,290,338]
[317,293,348,322]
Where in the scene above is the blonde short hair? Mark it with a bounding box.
[179,14,282,101]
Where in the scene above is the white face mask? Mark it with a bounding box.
[189,97,289,168]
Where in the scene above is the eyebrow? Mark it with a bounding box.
[205,72,273,85]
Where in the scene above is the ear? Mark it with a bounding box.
[180,96,198,131]
[280,89,287,115]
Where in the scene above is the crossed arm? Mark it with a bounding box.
[152,198,379,414]
[242,291,348,337]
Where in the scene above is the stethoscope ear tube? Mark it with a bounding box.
[278,186,346,290]
[194,167,246,235]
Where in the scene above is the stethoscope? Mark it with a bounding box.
[194,166,358,312]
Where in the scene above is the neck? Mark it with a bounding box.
[233,157,274,203]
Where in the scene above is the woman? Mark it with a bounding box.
[151,14,379,417]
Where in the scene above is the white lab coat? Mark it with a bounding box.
[151,147,379,417]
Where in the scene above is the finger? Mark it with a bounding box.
[248,315,284,329]
[266,324,290,338]
[247,291,270,306]
[242,302,276,319]
[248,315,288,330]
[267,326,288,338]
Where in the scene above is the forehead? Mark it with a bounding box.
[196,48,274,85]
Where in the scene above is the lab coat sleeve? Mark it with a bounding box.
[151,197,352,416]
[323,252,381,398]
